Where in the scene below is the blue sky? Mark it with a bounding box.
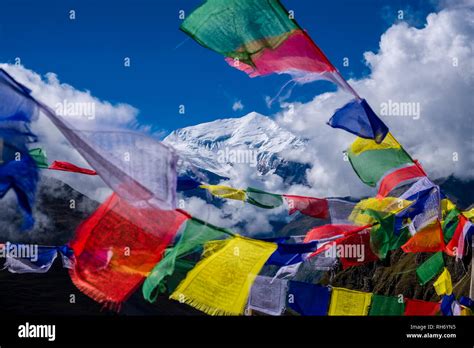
[0,0,437,136]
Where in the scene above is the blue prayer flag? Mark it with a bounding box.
[287,281,331,316]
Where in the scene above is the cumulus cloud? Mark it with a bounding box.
[232,100,244,111]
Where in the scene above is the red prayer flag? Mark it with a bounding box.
[404,298,440,316]
[69,193,190,310]
[304,224,370,242]
[337,229,379,269]
[283,194,329,219]
[376,163,426,198]
[401,220,445,253]
[49,160,97,175]
[445,214,467,257]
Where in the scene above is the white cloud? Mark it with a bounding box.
[232,100,244,111]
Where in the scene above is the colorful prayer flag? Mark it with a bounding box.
[347,133,412,186]
[404,298,440,316]
[170,236,277,315]
[416,252,444,285]
[401,220,445,253]
[29,148,49,168]
[376,163,426,198]
[287,281,331,316]
[246,186,283,209]
[283,194,329,219]
[177,175,201,191]
[328,287,372,316]
[200,184,246,201]
[433,268,452,296]
[181,1,355,94]
[143,217,231,303]
[328,98,388,143]
[266,240,318,266]
[247,275,287,316]
[368,294,405,316]
[69,193,190,309]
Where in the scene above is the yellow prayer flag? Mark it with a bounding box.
[349,197,412,225]
[200,185,246,201]
[461,307,472,316]
[170,236,277,316]
[328,287,372,316]
[462,207,474,220]
[433,267,453,296]
[441,198,456,217]
[349,133,401,156]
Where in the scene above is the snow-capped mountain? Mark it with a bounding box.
[164,112,311,184]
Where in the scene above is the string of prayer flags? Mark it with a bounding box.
[247,275,288,316]
[328,98,388,143]
[401,220,445,253]
[368,294,405,316]
[69,193,190,309]
[376,163,426,198]
[440,294,459,316]
[347,133,412,187]
[336,229,379,269]
[349,197,412,226]
[143,217,231,303]
[415,252,444,285]
[287,281,331,316]
[181,0,356,94]
[245,187,283,209]
[304,224,370,243]
[328,287,372,316]
[29,148,49,168]
[283,194,329,219]
[200,184,246,201]
[433,267,452,296]
[170,236,277,316]
[48,161,97,175]
[404,298,440,316]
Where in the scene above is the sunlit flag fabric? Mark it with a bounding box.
[283,194,329,219]
[446,214,472,259]
[69,193,190,309]
[376,163,426,198]
[328,287,372,316]
[246,186,283,209]
[181,0,355,94]
[304,224,368,242]
[0,69,40,229]
[287,281,331,316]
[328,98,388,143]
[415,252,444,285]
[368,295,405,316]
[247,275,287,316]
[401,220,445,253]
[200,184,246,201]
[347,133,412,187]
[442,208,460,244]
[433,267,452,296]
[170,236,277,315]
[335,229,379,269]
[143,217,231,303]
[404,298,440,316]
[349,197,412,226]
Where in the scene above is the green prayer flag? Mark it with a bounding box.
[142,218,231,302]
[180,0,298,65]
[245,187,284,209]
[369,294,405,316]
[416,252,444,285]
[165,258,198,294]
[28,148,49,168]
[442,208,460,243]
